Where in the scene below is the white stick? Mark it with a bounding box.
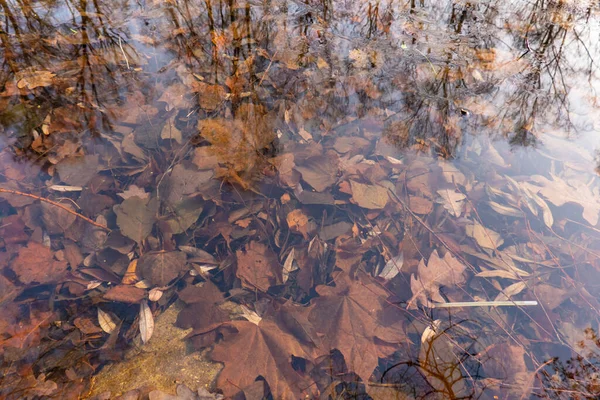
[431,300,538,308]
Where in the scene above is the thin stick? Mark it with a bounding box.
[431,301,538,308]
[0,188,110,231]
[118,37,130,70]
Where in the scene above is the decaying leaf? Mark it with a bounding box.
[465,221,504,250]
[236,242,281,292]
[139,300,154,344]
[137,251,187,287]
[523,174,599,225]
[378,253,404,281]
[294,154,338,192]
[114,196,158,244]
[350,180,389,209]
[282,248,298,283]
[97,308,118,334]
[309,273,405,381]
[11,242,68,284]
[436,189,466,217]
[210,318,316,399]
[408,250,467,309]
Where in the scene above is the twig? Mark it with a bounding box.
[118,37,130,70]
[0,187,110,231]
[431,300,538,308]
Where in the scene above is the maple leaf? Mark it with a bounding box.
[308,273,404,382]
[210,318,316,399]
[408,250,467,309]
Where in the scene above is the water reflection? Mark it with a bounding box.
[1,0,600,398]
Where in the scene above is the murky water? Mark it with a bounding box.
[2,0,600,398]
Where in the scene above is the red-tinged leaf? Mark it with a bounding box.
[236,241,281,292]
[103,285,145,304]
[137,251,187,287]
[210,319,316,399]
[309,273,405,381]
[11,242,68,285]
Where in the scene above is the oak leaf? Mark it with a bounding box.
[309,273,404,381]
[436,189,466,217]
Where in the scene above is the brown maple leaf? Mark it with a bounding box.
[210,318,316,399]
[308,272,405,382]
[408,250,468,309]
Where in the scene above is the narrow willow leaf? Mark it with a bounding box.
[488,201,525,217]
[495,281,527,301]
[139,300,154,344]
[282,248,298,283]
[378,253,404,280]
[476,270,523,280]
[98,308,117,334]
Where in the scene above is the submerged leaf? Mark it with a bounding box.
[408,250,467,309]
[98,308,118,334]
[350,180,389,210]
[114,196,158,244]
[138,251,187,287]
[436,189,466,217]
[465,221,504,250]
[139,300,154,344]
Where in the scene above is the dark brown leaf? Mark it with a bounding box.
[236,242,281,292]
[11,242,68,284]
[138,251,187,286]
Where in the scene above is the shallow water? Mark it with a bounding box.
[2,0,600,398]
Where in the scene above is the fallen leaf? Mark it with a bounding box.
[523,174,600,225]
[409,196,433,214]
[98,308,118,334]
[282,248,298,283]
[350,180,389,209]
[294,154,338,192]
[286,209,310,239]
[138,251,187,287]
[466,221,504,250]
[436,189,466,217]
[55,155,100,186]
[114,196,158,244]
[103,285,145,303]
[139,300,154,344]
[11,242,68,284]
[236,242,281,292]
[210,318,315,399]
[378,253,404,281]
[16,69,55,89]
[309,273,405,381]
[160,117,183,144]
[408,250,467,309]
